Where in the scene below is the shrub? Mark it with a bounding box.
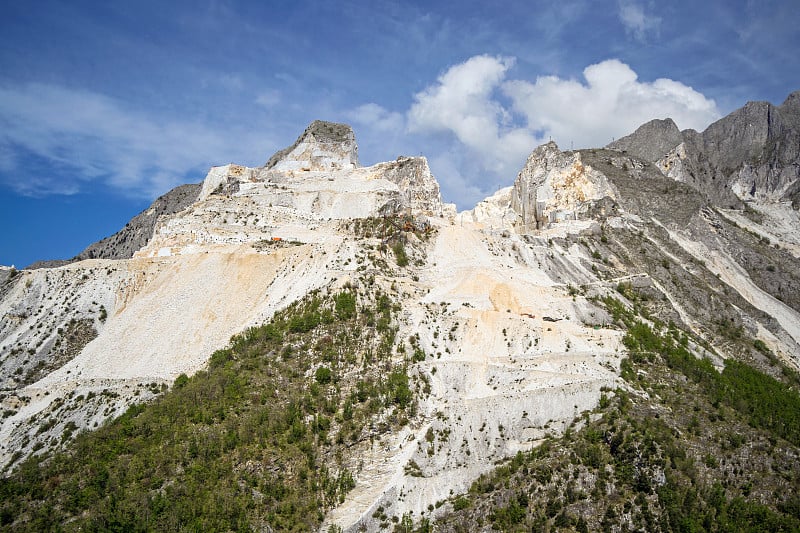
[315,366,332,385]
[387,369,412,408]
[174,373,189,389]
[452,496,470,511]
[334,292,356,320]
[392,241,409,267]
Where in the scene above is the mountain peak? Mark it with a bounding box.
[265,119,360,172]
[606,117,682,162]
[779,90,800,128]
[781,89,800,107]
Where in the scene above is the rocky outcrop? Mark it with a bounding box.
[608,90,800,209]
[510,142,617,230]
[197,164,252,201]
[27,183,201,268]
[371,156,445,217]
[265,119,359,172]
[456,186,517,227]
[608,118,683,162]
[192,122,445,226]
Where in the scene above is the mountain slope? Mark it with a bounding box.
[1,92,800,532]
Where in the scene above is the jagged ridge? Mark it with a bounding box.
[608,91,800,208]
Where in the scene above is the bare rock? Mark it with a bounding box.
[608,118,683,162]
[510,142,617,230]
[265,119,359,172]
[608,90,800,209]
[372,156,444,216]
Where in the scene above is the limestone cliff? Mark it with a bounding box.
[510,142,617,230]
[369,156,445,217]
[195,121,444,225]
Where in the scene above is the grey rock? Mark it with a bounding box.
[379,156,445,217]
[607,118,683,162]
[27,183,201,269]
[607,90,800,209]
[264,119,359,171]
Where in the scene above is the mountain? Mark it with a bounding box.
[609,90,800,209]
[1,93,799,531]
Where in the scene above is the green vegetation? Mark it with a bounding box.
[0,287,418,531]
[620,307,800,447]
[334,291,356,320]
[393,240,409,267]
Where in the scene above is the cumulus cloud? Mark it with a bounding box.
[399,55,719,207]
[618,0,661,41]
[407,54,537,177]
[504,59,719,148]
[0,83,270,197]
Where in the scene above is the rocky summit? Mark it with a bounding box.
[609,90,800,209]
[2,97,800,532]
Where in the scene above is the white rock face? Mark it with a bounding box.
[656,142,690,182]
[198,163,254,201]
[456,186,517,228]
[267,119,360,172]
[372,156,445,217]
[323,223,623,531]
[194,124,444,224]
[511,142,617,231]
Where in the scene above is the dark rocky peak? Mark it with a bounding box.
[779,90,800,128]
[607,118,682,162]
[606,90,800,209]
[693,100,780,170]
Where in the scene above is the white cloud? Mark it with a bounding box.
[0,83,271,197]
[504,59,720,148]
[401,55,719,208]
[618,0,661,42]
[407,54,537,178]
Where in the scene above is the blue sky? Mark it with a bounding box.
[1,0,798,267]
